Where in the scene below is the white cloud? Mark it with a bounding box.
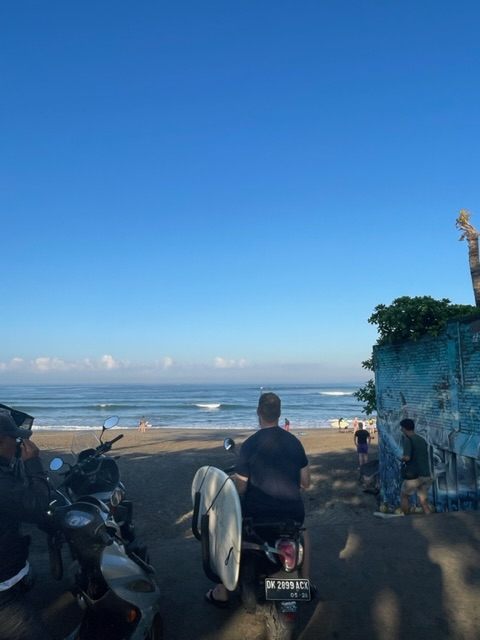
[34,357,68,372]
[99,354,119,370]
[0,353,370,383]
[0,354,126,374]
[213,356,248,369]
[0,357,25,371]
[163,356,174,369]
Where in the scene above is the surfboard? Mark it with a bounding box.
[191,466,242,591]
[329,419,350,429]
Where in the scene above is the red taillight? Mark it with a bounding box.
[275,538,298,572]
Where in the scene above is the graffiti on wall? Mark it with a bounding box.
[377,390,480,511]
[376,317,480,512]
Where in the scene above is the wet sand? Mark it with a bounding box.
[28,428,480,640]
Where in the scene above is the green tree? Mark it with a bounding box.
[354,296,477,414]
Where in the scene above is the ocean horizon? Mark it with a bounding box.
[0,382,372,431]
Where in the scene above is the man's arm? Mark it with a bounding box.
[300,465,310,490]
[401,438,412,462]
[234,473,248,496]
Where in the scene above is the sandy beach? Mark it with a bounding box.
[27,428,480,640]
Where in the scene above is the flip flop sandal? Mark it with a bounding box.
[205,588,229,609]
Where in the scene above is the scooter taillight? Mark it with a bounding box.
[275,538,301,572]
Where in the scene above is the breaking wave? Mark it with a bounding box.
[319,391,353,396]
[195,403,221,410]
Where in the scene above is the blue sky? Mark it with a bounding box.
[1,1,479,384]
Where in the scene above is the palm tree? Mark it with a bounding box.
[456,209,480,307]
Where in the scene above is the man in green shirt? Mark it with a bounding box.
[400,418,433,515]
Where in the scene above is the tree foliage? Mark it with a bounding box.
[369,296,476,346]
[353,378,376,416]
[353,296,477,414]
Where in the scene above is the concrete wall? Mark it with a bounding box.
[374,314,480,511]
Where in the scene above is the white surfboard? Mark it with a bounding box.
[329,419,350,429]
[192,466,242,591]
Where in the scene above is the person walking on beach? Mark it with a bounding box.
[400,418,433,515]
[284,418,290,431]
[138,417,149,433]
[0,410,53,640]
[205,392,311,606]
[354,421,371,468]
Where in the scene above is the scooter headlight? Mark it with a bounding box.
[64,510,95,528]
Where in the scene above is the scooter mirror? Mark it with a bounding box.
[103,416,119,430]
[224,438,235,452]
[49,457,64,471]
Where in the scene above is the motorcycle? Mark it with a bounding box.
[53,416,135,543]
[47,418,163,639]
[193,437,310,640]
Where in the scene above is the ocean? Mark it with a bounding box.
[0,383,371,431]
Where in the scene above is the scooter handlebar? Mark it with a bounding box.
[97,434,124,453]
[108,434,124,446]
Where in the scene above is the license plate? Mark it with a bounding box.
[265,578,311,601]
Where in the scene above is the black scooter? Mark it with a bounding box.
[47,418,163,639]
[50,416,135,542]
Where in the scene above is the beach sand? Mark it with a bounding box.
[28,428,480,640]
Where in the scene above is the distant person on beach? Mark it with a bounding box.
[0,410,53,640]
[354,421,371,467]
[205,392,311,606]
[400,418,433,515]
[353,417,359,432]
[284,418,290,431]
[138,417,149,433]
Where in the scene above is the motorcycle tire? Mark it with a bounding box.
[145,614,164,640]
[264,602,295,640]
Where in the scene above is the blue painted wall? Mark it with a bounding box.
[374,314,480,511]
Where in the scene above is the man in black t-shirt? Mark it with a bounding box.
[354,422,371,467]
[234,394,309,522]
[205,393,311,607]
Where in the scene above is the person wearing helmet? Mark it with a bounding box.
[0,409,52,640]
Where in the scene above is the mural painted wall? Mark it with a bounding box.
[374,314,480,511]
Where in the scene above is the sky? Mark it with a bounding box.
[1,1,480,384]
